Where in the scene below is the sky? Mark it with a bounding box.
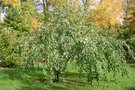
[0,10,5,21]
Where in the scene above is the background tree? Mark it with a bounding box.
[2,0,21,8]
[124,0,135,38]
[0,29,24,67]
[4,1,41,33]
[86,0,125,30]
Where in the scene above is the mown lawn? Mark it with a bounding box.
[0,64,135,90]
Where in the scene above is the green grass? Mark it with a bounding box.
[0,64,135,90]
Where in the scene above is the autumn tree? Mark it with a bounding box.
[0,28,24,67]
[4,1,41,33]
[124,0,135,38]
[0,0,21,19]
[85,0,125,30]
[47,0,80,8]
[2,0,21,8]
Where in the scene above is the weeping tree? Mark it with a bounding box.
[76,34,129,85]
[36,8,83,82]
[29,7,131,83]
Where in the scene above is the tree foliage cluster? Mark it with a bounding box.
[87,0,125,29]
[0,29,23,67]
[4,1,41,33]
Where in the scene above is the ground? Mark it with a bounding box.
[0,64,135,90]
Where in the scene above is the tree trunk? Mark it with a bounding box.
[53,72,60,82]
[52,68,61,82]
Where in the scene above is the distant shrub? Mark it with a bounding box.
[0,29,23,67]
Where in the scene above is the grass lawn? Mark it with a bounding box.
[0,64,135,90]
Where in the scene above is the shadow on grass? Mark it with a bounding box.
[129,64,135,69]
[20,85,46,90]
[0,67,86,90]
[126,87,135,90]
[0,68,44,81]
[62,71,88,86]
[20,83,68,90]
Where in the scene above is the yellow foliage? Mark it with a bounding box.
[48,0,67,7]
[48,0,80,8]
[87,0,125,29]
[73,0,80,8]
[3,0,20,8]
[31,18,41,32]
[125,1,135,34]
